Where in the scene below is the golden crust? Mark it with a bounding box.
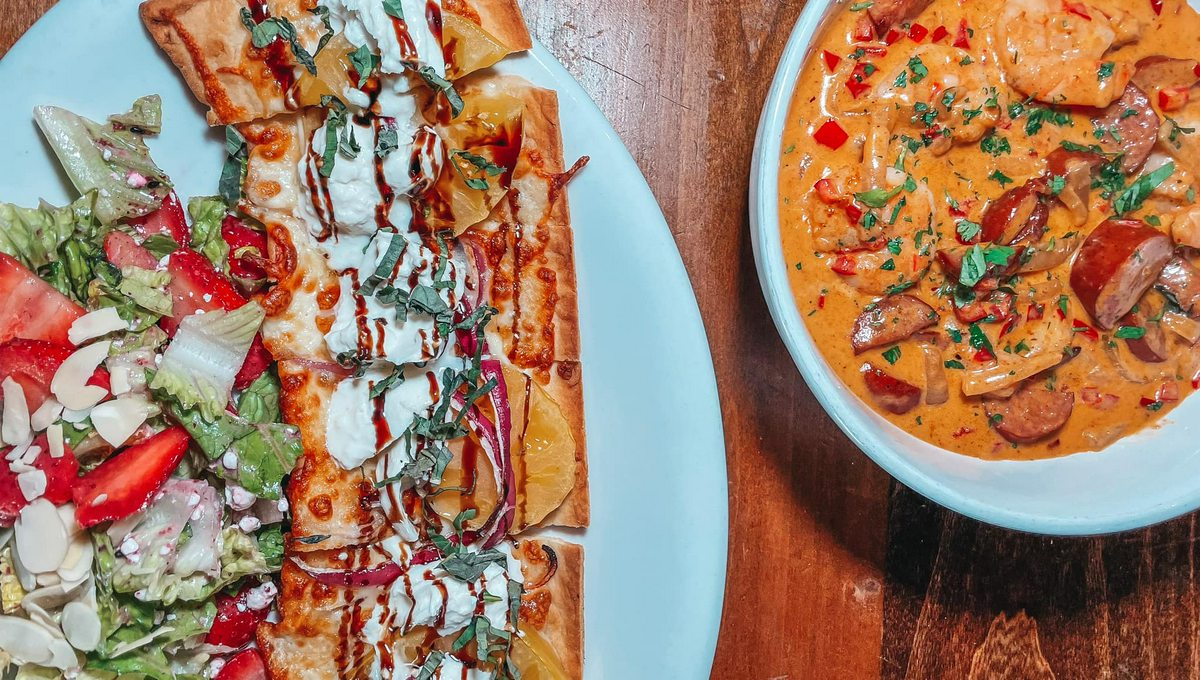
[451,0,533,53]
[140,0,321,125]
[257,559,348,680]
[519,538,585,678]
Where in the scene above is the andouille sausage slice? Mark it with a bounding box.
[867,0,934,34]
[984,381,1075,444]
[851,295,939,354]
[1157,256,1200,315]
[861,363,921,415]
[1119,304,1169,363]
[1069,219,1174,329]
[1092,84,1160,174]
[979,180,1049,245]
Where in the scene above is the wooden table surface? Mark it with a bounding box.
[6,1,1200,678]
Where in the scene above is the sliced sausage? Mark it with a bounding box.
[979,180,1050,245]
[1157,256,1200,315]
[1119,302,1169,363]
[1091,84,1160,174]
[867,0,934,35]
[1069,219,1174,329]
[861,363,921,415]
[1132,56,1200,98]
[984,380,1075,444]
[851,295,939,354]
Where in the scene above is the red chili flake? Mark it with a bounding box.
[883,28,903,45]
[846,78,872,98]
[930,25,950,42]
[1063,1,1092,19]
[1056,306,1066,320]
[952,426,974,438]
[952,19,971,49]
[912,253,920,271]
[813,119,849,149]
[843,202,864,223]
[831,255,858,276]
[1027,303,1045,321]
[823,50,842,71]
[1152,0,1164,15]
[998,316,1018,337]
[1072,319,1099,340]
[908,23,929,42]
[817,294,826,309]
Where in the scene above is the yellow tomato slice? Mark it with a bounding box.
[443,11,511,80]
[428,433,500,531]
[503,366,578,531]
[510,627,571,680]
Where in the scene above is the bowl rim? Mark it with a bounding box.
[749,0,1200,536]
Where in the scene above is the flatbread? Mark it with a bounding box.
[517,538,584,678]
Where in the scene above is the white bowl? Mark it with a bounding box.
[750,0,1200,535]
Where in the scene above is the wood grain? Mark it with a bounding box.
[6,1,1200,678]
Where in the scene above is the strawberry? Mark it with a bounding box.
[73,426,190,527]
[207,583,272,648]
[164,249,272,388]
[0,339,109,411]
[216,649,268,680]
[127,191,189,244]
[0,253,84,346]
[0,434,80,525]
[221,215,268,284]
[103,231,159,270]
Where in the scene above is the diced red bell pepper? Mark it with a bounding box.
[844,202,864,224]
[822,50,842,71]
[1152,0,1164,15]
[883,28,903,45]
[1026,303,1045,321]
[846,78,872,98]
[813,178,842,205]
[831,255,858,276]
[908,23,929,42]
[813,120,849,150]
[973,347,995,362]
[852,15,875,42]
[73,426,191,527]
[1159,87,1191,112]
[930,25,950,43]
[953,19,971,49]
[0,434,80,526]
[1063,1,1092,20]
[1072,319,1099,341]
[0,254,84,347]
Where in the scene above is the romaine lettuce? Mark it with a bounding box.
[34,96,171,224]
[186,196,229,273]
[0,193,96,271]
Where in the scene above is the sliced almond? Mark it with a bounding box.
[0,615,55,664]
[47,423,64,459]
[47,637,78,670]
[14,499,68,574]
[16,470,46,502]
[67,308,126,346]
[50,341,111,411]
[60,407,91,424]
[56,533,92,588]
[61,601,101,652]
[4,438,32,463]
[109,363,132,395]
[1,378,30,447]
[90,395,155,447]
[29,398,63,433]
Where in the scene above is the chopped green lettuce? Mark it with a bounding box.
[150,303,265,420]
[116,266,173,317]
[186,196,229,272]
[34,95,171,224]
[236,371,283,424]
[168,402,301,500]
[0,193,96,271]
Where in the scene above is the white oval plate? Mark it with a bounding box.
[0,1,728,676]
[752,0,1200,536]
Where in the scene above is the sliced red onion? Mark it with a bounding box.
[450,359,516,549]
[291,557,403,588]
[457,235,492,312]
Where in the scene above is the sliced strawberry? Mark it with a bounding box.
[73,426,190,527]
[103,231,159,271]
[0,339,108,411]
[165,249,272,387]
[127,191,189,244]
[207,583,272,648]
[221,215,268,283]
[0,434,80,526]
[0,254,84,346]
[216,649,268,680]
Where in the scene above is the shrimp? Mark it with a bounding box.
[998,0,1140,107]
[809,168,939,295]
[863,45,1002,186]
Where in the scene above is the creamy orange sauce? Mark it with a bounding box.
[780,0,1200,459]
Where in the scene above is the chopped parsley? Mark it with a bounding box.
[882,346,901,364]
[1113,162,1175,216]
[988,170,1014,187]
[1114,325,1146,340]
[980,133,1011,157]
[1097,61,1115,81]
[908,56,929,84]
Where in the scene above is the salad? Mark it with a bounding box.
[0,95,299,679]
